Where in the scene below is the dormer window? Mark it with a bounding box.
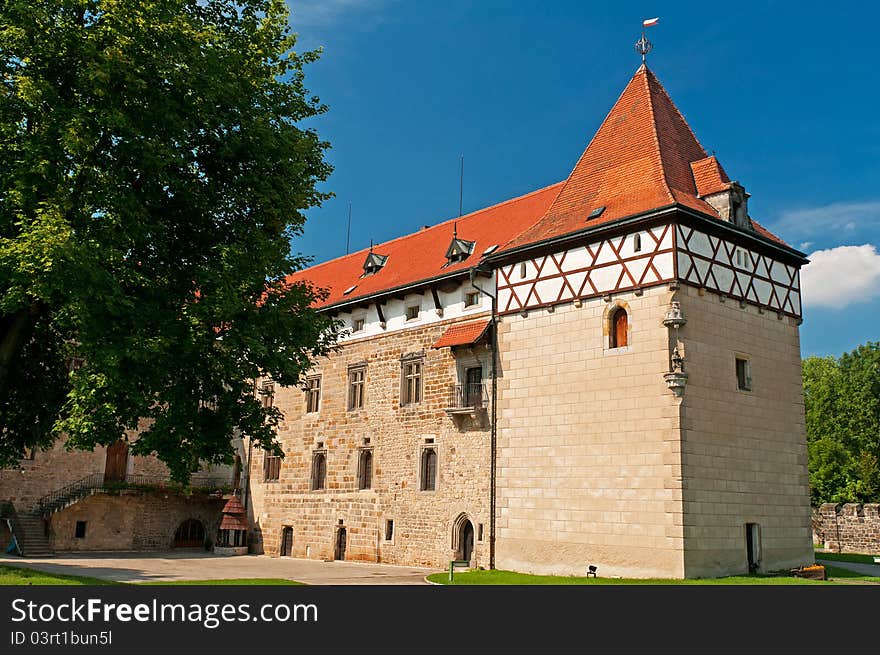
[446,237,475,265]
[362,250,388,276]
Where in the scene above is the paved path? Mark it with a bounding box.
[0,552,438,585]
[817,558,880,577]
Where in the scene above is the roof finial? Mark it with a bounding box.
[453,221,458,239]
[369,238,373,254]
[636,17,659,64]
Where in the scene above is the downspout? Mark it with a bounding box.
[469,267,497,570]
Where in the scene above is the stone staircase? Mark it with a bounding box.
[10,512,53,558]
[3,473,105,558]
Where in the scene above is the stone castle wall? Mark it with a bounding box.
[49,492,225,552]
[813,503,880,554]
[677,283,814,576]
[494,285,687,578]
[248,310,493,569]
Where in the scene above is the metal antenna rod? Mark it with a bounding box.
[345,202,352,255]
[459,154,464,217]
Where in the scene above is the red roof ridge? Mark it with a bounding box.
[642,67,676,206]
[290,180,566,281]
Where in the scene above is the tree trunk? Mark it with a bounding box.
[0,305,40,401]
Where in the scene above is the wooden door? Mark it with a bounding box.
[104,441,128,483]
[334,528,347,561]
[280,527,293,557]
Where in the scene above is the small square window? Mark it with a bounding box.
[352,317,365,332]
[464,291,480,307]
[406,305,420,321]
[385,519,394,541]
[75,521,87,539]
[736,357,752,391]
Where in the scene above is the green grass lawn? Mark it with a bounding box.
[0,564,121,586]
[0,564,303,586]
[428,568,876,585]
[815,550,879,565]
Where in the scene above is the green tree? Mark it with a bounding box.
[803,342,880,504]
[0,0,340,481]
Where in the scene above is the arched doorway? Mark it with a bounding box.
[174,519,205,548]
[334,527,347,561]
[280,527,293,557]
[453,514,474,564]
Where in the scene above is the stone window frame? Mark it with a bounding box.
[347,363,367,411]
[263,452,281,482]
[603,300,632,354]
[384,518,395,543]
[310,448,327,491]
[405,302,421,322]
[400,352,424,407]
[419,441,438,492]
[305,375,321,413]
[356,447,373,490]
[735,353,753,392]
[463,288,481,308]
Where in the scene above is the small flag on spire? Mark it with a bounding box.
[643,17,660,27]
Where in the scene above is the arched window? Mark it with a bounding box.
[610,307,628,348]
[311,451,326,490]
[420,448,437,491]
[633,233,642,252]
[358,449,373,490]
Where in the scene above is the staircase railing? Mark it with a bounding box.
[34,473,104,516]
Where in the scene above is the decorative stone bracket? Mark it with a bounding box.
[663,301,688,397]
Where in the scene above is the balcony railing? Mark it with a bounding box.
[445,383,488,414]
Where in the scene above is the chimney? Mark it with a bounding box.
[703,182,751,229]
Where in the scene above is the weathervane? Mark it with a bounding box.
[636,17,659,63]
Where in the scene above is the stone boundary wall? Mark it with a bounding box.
[812,503,880,554]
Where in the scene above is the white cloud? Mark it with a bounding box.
[770,200,880,242]
[288,0,391,27]
[801,244,880,309]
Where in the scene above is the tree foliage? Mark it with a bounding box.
[804,342,880,504]
[0,0,340,480]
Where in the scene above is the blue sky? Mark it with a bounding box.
[284,1,879,358]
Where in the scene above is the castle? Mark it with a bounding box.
[1,65,814,578]
[246,65,813,578]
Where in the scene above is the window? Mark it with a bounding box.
[406,305,420,321]
[477,523,484,542]
[264,454,281,481]
[633,233,642,252]
[519,262,527,279]
[258,380,274,408]
[358,449,373,490]
[352,317,365,333]
[75,521,87,539]
[610,307,628,348]
[745,523,761,573]
[736,357,752,391]
[401,359,423,405]
[311,451,327,490]
[420,447,437,491]
[736,249,744,267]
[464,291,481,307]
[385,519,394,541]
[21,447,37,461]
[348,366,366,410]
[305,376,321,413]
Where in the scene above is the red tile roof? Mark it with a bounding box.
[288,66,792,308]
[502,65,730,251]
[431,319,491,349]
[691,156,731,197]
[287,183,563,309]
